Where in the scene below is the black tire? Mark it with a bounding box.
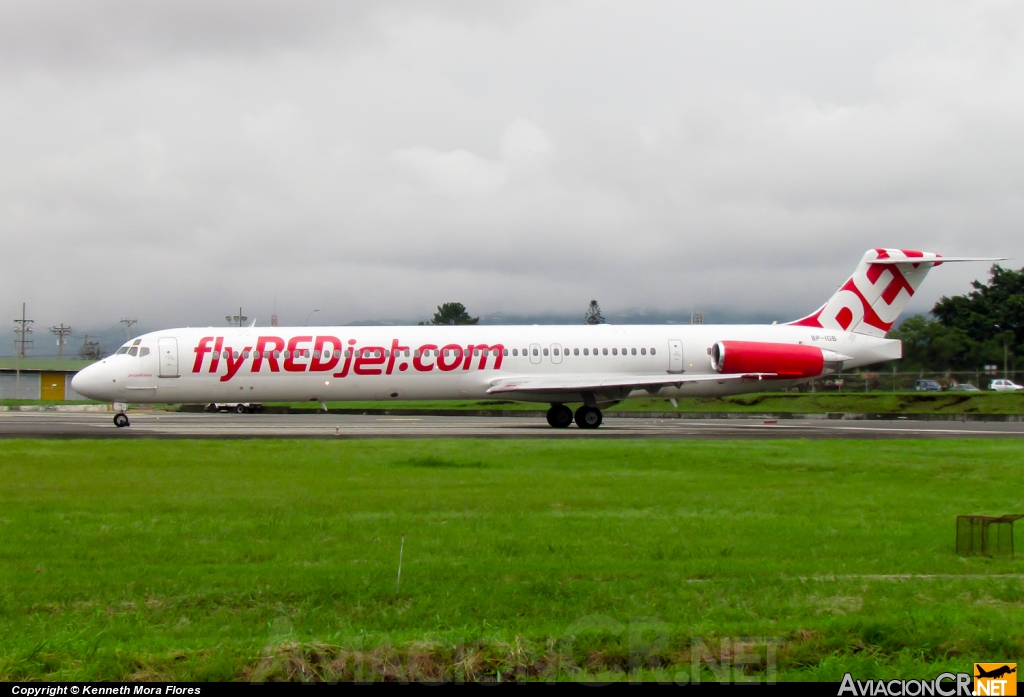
[574,406,602,429]
[207,403,217,412]
[113,413,129,428]
[235,404,247,414]
[545,404,573,428]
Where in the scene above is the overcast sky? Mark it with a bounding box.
[3,0,1022,350]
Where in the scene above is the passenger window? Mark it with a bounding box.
[553,348,559,356]
[602,348,608,355]
[128,347,138,356]
[651,348,656,355]
[243,350,250,358]
[253,351,261,360]
[574,348,579,356]
[532,348,538,356]
[139,347,150,357]
[543,348,549,356]
[345,349,352,358]
[583,348,589,356]
[612,348,618,356]
[512,349,518,356]
[641,348,646,355]
[502,349,508,356]
[233,350,239,359]
[273,350,281,359]
[631,348,637,355]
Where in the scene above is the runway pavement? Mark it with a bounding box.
[3,410,1024,439]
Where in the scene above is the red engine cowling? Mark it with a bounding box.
[710,341,824,379]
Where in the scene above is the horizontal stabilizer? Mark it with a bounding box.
[868,256,1006,265]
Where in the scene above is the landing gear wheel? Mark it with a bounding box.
[235,404,247,414]
[546,404,573,428]
[113,413,130,428]
[574,406,602,429]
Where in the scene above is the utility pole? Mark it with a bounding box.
[120,318,137,342]
[13,303,33,358]
[50,324,72,360]
[13,303,33,401]
[80,334,101,361]
[226,308,247,327]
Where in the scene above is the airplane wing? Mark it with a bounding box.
[486,372,775,396]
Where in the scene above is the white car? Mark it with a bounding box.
[989,379,1023,392]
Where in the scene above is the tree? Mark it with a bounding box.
[584,300,605,325]
[885,264,1023,371]
[932,264,1024,350]
[429,302,479,326]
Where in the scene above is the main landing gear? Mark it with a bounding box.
[113,412,130,428]
[546,404,573,428]
[545,403,603,429]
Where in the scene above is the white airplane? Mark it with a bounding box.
[72,249,1000,429]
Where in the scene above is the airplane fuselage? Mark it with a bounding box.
[72,323,901,406]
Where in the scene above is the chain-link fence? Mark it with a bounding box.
[801,369,1023,393]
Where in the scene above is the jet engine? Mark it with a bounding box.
[710,341,845,379]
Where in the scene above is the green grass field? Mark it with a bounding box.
[1,439,1022,681]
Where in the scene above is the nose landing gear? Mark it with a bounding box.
[113,413,130,428]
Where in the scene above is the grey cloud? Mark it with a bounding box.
[2,1,1023,352]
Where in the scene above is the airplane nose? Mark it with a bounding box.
[71,365,98,399]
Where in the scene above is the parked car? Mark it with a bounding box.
[989,379,1023,392]
[913,379,942,392]
[948,383,980,392]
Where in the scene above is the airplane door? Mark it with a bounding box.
[550,343,563,365]
[529,343,542,365]
[668,340,683,373]
[158,338,179,377]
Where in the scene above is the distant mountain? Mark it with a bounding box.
[345,308,782,327]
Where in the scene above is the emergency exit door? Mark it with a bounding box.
[158,338,179,377]
[668,340,683,373]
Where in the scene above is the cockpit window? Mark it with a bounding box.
[116,347,129,355]
[128,347,139,357]
[139,347,150,357]
[132,339,141,346]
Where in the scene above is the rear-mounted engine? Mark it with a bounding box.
[710,341,840,379]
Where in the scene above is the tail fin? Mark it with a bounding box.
[789,248,1004,337]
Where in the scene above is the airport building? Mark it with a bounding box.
[0,358,96,401]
